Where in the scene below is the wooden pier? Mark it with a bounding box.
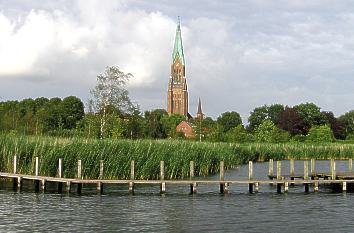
[1,156,354,195]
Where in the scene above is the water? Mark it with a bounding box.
[1,160,354,232]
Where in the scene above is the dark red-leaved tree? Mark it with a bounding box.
[278,107,310,135]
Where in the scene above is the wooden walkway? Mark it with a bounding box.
[1,157,354,195]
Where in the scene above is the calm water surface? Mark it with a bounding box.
[0,160,353,232]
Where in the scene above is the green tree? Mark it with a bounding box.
[254,120,275,143]
[294,102,327,127]
[161,113,185,138]
[225,125,254,143]
[339,110,354,138]
[306,125,334,143]
[89,66,134,139]
[144,109,168,139]
[61,96,85,129]
[217,111,242,132]
[248,104,285,132]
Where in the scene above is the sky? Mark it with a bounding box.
[0,0,354,123]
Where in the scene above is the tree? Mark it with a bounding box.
[225,125,254,143]
[294,102,327,127]
[339,110,354,138]
[278,107,309,135]
[254,120,275,143]
[321,111,346,140]
[89,66,133,139]
[248,104,285,132]
[217,111,242,132]
[306,125,334,143]
[62,96,85,129]
[160,113,185,138]
[144,109,168,139]
[254,120,290,143]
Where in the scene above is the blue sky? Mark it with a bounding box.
[0,0,353,123]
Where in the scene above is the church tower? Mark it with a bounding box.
[167,19,189,117]
[196,97,204,120]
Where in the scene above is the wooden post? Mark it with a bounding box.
[35,157,39,176]
[190,161,197,194]
[220,161,225,194]
[13,155,17,174]
[331,160,336,180]
[349,159,352,172]
[304,160,309,180]
[290,159,295,176]
[97,182,103,194]
[99,160,104,179]
[255,182,259,193]
[343,182,347,192]
[290,159,295,186]
[268,159,274,178]
[304,183,309,193]
[77,160,82,179]
[160,161,166,194]
[248,161,253,193]
[58,158,63,178]
[66,181,71,193]
[17,177,22,190]
[41,179,46,191]
[314,181,319,192]
[276,182,282,194]
[129,160,135,194]
[276,161,281,180]
[310,159,316,177]
[284,182,289,193]
[77,160,82,194]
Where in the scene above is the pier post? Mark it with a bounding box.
[268,159,274,178]
[248,161,253,193]
[255,182,259,193]
[17,177,22,191]
[58,158,63,192]
[41,179,46,191]
[304,160,309,180]
[66,181,71,193]
[99,160,104,179]
[290,159,295,186]
[331,160,336,180]
[129,160,135,194]
[34,157,40,192]
[219,161,227,194]
[349,159,352,172]
[276,161,281,180]
[13,155,17,174]
[160,161,166,194]
[276,182,282,194]
[343,182,347,192]
[304,183,309,193]
[314,181,319,192]
[190,161,197,194]
[77,160,82,194]
[284,182,289,193]
[35,157,39,176]
[310,159,316,178]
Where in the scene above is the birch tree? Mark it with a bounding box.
[89,66,133,139]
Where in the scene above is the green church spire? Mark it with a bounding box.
[172,17,185,65]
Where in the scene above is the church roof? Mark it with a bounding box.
[197,97,203,114]
[172,19,185,65]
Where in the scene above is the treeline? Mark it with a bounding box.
[0,97,353,142]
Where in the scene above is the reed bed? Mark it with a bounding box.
[0,134,353,179]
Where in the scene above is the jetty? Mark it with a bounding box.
[1,156,354,195]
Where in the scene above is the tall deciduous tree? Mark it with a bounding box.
[217,111,242,132]
[294,102,327,126]
[89,66,133,139]
[339,110,354,138]
[248,104,285,131]
[278,107,309,135]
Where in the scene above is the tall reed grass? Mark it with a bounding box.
[0,134,353,179]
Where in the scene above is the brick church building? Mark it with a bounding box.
[167,20,204,138]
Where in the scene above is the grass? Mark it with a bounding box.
[0,134,353,179]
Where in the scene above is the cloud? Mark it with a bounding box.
[0,0,354,122]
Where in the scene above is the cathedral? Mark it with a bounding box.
[167,20,204,138]
[167,20,204,121]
